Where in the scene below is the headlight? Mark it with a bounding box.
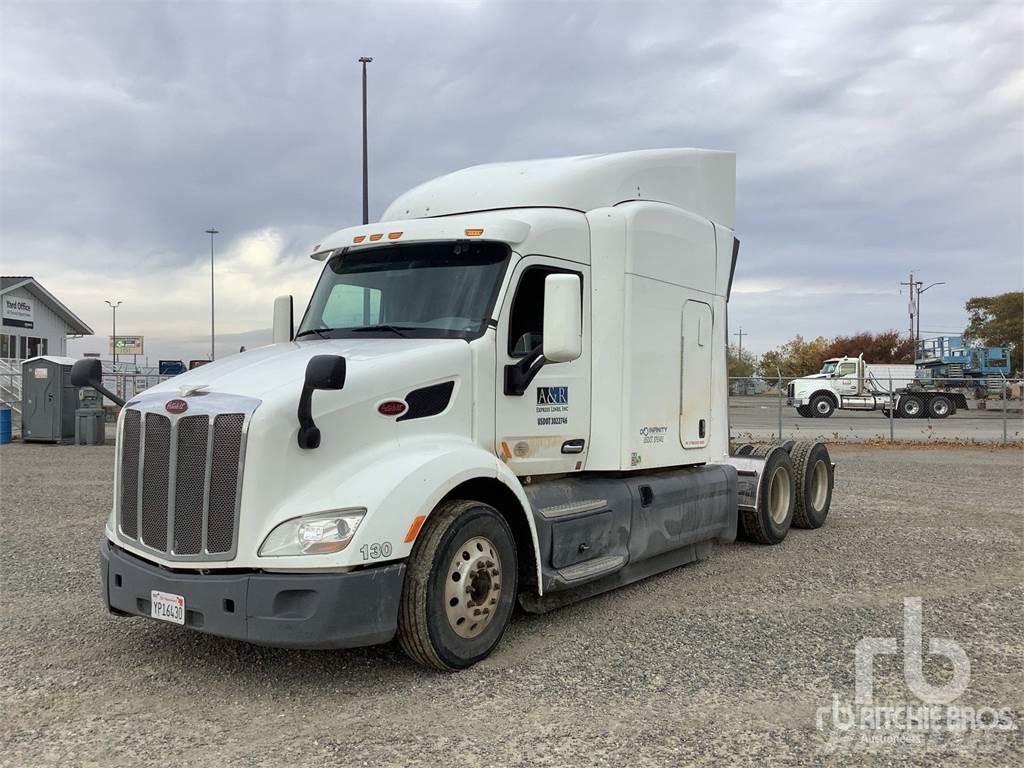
[259,508,366,557]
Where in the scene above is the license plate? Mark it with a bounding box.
[151,590,185,625]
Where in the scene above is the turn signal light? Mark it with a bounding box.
[404,514,427,543]
[464,228,484,237]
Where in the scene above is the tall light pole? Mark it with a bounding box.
[205,228,219,360]
[359,56,373,225]
[105,300,122,368]
[915,281,945,351]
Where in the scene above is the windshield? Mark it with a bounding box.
[820,361,838,375]
[298,241,511,340]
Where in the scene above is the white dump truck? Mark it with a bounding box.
[787,354,967,418]
[76,149,836,670]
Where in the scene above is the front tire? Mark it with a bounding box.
[796,405,814,418]
[398,500,518,671]
[810,394,835,418]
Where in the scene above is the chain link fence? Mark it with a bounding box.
[729,375,1023,445]
[2,362,1021,445]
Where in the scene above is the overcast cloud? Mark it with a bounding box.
[1,0,1021,363]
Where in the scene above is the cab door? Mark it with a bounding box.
[836,360,859,396]
[495,256,591,475]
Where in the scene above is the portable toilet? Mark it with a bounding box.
[21,356,79,443]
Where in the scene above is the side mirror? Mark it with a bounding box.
[70,358,125,407]
[542,274,582,363]
[504,273,583,397]
[273,295,294,343]
[297,354,346,450]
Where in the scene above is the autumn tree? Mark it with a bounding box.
[727,344,756,378]
[757,330,914,378]
[823,330,914,363]
[963,292,1024,374]
[757,335,830,379]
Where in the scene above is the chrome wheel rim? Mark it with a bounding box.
[905,400,921,416]
[815,400,831,415]
[933,400,949,416]
[444,536,501,639]
[769,465,791,525]
[810,459,828,510]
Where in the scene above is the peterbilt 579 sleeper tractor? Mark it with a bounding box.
[75,149,836,670]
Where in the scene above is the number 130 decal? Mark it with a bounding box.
[359,542,393,560]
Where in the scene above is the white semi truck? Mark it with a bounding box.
[76,149,836,670]
[787,355,968,418]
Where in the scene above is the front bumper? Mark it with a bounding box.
[100,539,405,649]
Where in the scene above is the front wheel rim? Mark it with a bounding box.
[815,400,831,415]
[444,536,502,639]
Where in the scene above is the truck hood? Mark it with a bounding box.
[144,338,462,400]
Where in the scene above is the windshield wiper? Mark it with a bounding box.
[350,324,413,338]
[294,327,331,339]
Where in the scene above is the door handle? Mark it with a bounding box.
[561,439,585,454]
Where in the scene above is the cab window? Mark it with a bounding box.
[837,362,857,377]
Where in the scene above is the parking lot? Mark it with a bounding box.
[1,441,1021,767]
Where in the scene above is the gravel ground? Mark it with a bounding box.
[1,442,1021,767]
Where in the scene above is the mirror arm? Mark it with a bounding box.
[70,358,126,407]
[296,384,321,449]
[504,345,547,396]
[90,380,126,408]
[295,354,347,450]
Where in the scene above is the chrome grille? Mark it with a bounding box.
[172,416,209,555]
[207,414,244,554]
[119,410,141,539]
[141,415,171,550]
[116,395,256,562]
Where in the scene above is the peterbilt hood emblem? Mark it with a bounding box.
[165,399,189,414]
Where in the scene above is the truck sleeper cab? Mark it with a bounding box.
[88,149,836,670]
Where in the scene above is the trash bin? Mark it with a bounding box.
[75,407,106,446]
[0,406,11,445]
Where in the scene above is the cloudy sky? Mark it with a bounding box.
[1,0,1021,363]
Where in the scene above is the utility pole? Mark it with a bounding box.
[900,272,916,344]
[105,300,122,368]
[206,228,219,360]
[359,56,373,225]
[732,327,748,393]
[733,327,747,359]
